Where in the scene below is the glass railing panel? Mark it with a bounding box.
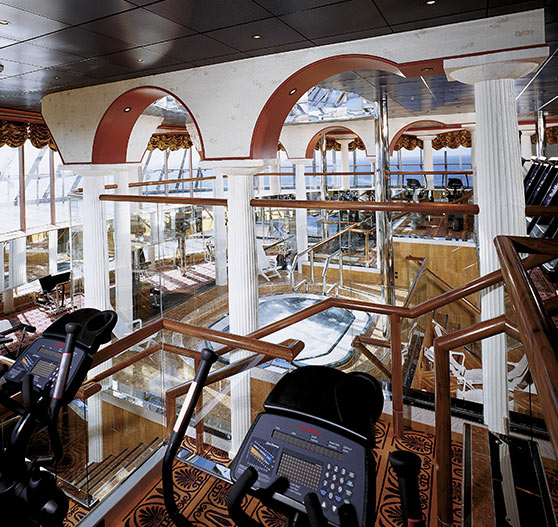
[62,332,167,506]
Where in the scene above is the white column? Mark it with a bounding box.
[4,236,26,313]
[418,136,436,190]
[80,169,111,311]
[213,169,228,286]
[338,139,352,190]
[269,155,281,195]
[113,167,136,332]
[48,230,58,275]
[476,78,527,432]
[445,47,547,433]
[71,165,113,462]
[294,160,310,270]
[203,160,267,456]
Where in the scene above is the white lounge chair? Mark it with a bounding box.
[257,241,281,281]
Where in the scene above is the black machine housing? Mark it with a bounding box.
[229,366,384,527]
[0,308,117,527]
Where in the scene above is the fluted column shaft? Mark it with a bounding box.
[419,136,435,190]
[475,78,526,433]
[213,169,228,286]
[114,167,135,329]
[226,166,261,455]
[269,156,281,195]
[294,160,309,270]
[339,139,351,190]
[81,169,111,311]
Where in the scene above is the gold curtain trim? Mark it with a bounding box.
[394,134,423,151]
[349,137,365,151]
[0,120,59,150]
[531,126,558,145]
[29,123,57,150]
[147,132,192,151]
[432,130,471,150]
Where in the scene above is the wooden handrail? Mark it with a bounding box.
[129,176,216,187]
[434,314,519,526]
[252,199,479,215]
[525,205,558,217]
[495,236,558,457]
[161,319,303,361]
[162,252,552,440]
[98,194,227,206]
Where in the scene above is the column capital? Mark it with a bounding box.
[519,126,536,135]
[64,163,141,175]
[444,46,548,85]
[199,158,272,176]
[416,134,437,143]
[292,158,312,166]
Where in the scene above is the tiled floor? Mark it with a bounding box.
[64,419,464,527]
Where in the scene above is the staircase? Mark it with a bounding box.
[59,437,163,505]
[462,424,557,526]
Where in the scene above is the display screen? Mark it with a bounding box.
[30,359,56,379]
[272,429,343,462]
[38,347,61,360]
[277,452,322,491]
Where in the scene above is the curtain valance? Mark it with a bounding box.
[0,120,56,150]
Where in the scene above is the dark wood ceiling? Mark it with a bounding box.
[0,0,556,120]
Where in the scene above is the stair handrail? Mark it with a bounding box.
[289,217,370,291]
[495,236,558,455]
[433,314,521,527]
[406,255,480,314]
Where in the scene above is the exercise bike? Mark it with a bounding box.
[0,308,117,527]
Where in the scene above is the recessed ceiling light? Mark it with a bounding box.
[124,107,132,112]
[252,34,262,39]
[54,76,60,80]
[136,58,144,63]
[426,0,436,4]
[0,20,10,25]
[289,88,297,95]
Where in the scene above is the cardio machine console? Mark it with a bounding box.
[3,337,87,395]
[231,412,369,526]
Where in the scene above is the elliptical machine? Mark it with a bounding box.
[162,359,384,527]
[0,308,117,527]
[444,178,464,231]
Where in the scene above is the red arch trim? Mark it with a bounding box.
[251,54,403,160]
[92,86,203,164]
[303,126,368,159]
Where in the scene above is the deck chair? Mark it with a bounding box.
[257,241,280,281]
[507,354,530,391]
[35,271,72,313]
[423,346,480,391]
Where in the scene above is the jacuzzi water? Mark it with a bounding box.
[209,293,373,367]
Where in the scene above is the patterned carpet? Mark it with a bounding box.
[64,419,465,527]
